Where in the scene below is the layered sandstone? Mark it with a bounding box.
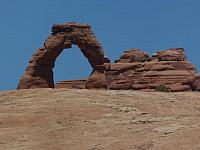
[55,79,87,89]
[18,22,199,92]
[105,48,197,92]
[56,48,198,92]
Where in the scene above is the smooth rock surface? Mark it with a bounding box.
[0,89,200,150]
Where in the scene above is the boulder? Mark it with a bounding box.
[156,48,187,61]
[115,49,150,63]
[192,74,200,91]
[168,84,192,92]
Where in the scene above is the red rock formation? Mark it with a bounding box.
[191,74,200,91]
[17,22,105,89]
[115,49,151,63]
[56,48,198,92]
[105,48,197,91]
[18,22,199,92]
[55,79,87,89]
[154,48,187,61]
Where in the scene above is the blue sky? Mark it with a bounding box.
[0,0,199,90]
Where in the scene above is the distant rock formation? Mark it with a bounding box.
[18,22,199,92]
[56,48,198,92]
[17,22,105,89]
[106,48,196,92]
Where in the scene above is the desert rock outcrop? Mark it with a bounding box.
[1,89,200,150]
[104,48,196,91]
[18,22,199,92]
[56,48,198,92]
[17,22,105,89]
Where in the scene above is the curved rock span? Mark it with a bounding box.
[17,22,105,89]
[18,22,200,92]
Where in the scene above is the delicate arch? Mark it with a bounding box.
[17,22,105,89]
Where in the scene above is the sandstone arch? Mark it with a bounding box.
[17,22,105,89]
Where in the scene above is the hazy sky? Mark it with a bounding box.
[0,0,199,90]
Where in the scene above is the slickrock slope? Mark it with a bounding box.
[0,89,200,150]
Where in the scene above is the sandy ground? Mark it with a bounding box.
[0,89,200,150]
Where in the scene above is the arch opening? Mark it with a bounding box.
[53,45,92,83]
